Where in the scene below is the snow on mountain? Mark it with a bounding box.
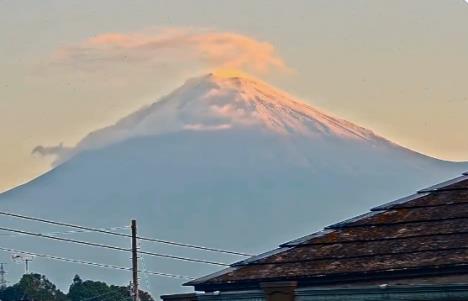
[49,72,390,164]
[1,73,467,295]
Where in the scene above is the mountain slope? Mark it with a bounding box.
[46,73,396,163]
[0,73,467,295]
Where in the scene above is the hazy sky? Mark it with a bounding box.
[1,0,468,192]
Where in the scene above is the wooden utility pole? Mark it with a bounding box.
[131,219,140,301]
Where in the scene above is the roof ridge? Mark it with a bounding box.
[371,173,468,211]
[287,230,468,246]
[371,193,429,211]
[327,216,468,230]
[187,172,468,290]
[233,246,468,267]
[417,175,468,193]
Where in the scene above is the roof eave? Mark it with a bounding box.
[192,265,468,292]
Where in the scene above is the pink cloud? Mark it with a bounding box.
[55,28,289,75]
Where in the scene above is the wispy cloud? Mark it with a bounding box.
[32,143,71,161]
[34,28,290,163]
[55,28,289,75]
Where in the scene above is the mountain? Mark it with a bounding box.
[0,73,467,295]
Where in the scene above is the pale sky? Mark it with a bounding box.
[1,0,468,192]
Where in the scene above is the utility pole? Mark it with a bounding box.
[11,255,33,274]
[25,258,31,274]
[0,263,6,289]
[131,219,139,301]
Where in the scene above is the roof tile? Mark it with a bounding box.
[187,173,468,290]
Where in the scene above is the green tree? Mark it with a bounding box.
[0,274,154,301]
[68,276,120,301]
[0,274,68,301]
[68,275,153,301]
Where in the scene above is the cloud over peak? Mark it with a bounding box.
[55,28,289,75]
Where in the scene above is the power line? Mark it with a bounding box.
[0,246,195,280]
[0,226,229,267]
[137,235,251,257]
[0,226,130,238]
[0,210,251,257]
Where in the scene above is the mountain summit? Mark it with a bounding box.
[1,73,467,294]
[137,72,380,139]
[53,73,388,163]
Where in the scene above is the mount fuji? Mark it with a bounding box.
[0,72,467,295]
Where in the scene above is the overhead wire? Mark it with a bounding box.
[0,226,229,266]
[0,210,251,257]
[0,226,129,238]
[0,246,195,280]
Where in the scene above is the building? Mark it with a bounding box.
[163,172,468,301]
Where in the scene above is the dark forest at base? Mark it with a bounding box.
[0,274,153,301]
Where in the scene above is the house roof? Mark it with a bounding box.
[186,172,468,291]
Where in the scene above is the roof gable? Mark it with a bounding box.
[187,173,468,291]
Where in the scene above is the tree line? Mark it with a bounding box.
[0,274,154,301]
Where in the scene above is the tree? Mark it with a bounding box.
[0,274,68,301]
[0,273,154,301]
[68,277,120,301]
[68,276,154,301]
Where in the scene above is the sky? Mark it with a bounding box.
[1,0,468,192]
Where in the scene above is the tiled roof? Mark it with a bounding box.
[187,173,468,291]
